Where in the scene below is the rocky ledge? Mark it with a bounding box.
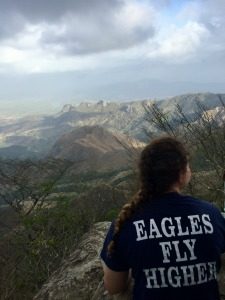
[34,222,225,300]
[33,222,131,300]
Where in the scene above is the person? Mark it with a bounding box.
[100,136,225,300]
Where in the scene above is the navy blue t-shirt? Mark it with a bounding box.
[100,192,225,300]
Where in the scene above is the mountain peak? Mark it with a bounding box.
[61,104,75,113]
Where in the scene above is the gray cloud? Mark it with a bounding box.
[0,0,120,39]
[0,0,155,54]
[0,12,25,39]
[0,0,120,22]
[197,0,225,32]
[194,1,225,60]
[41,13,154,55]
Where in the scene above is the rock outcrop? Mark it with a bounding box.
[34,221,225,300]
[33,222,132,300]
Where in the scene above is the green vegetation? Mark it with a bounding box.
[0,169,128,299]
[0,197,90,299]
[52,168,131,192]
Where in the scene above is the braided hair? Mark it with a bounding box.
[108,136,189,255]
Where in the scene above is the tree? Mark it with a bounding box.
[0,158,73,216]
[0,195,92,300]
[0,154,130,299]
[143,95,225,209]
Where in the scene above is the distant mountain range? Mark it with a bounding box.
[0,92,224,159]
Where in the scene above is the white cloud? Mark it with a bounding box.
[0,47,25,64]
[0,23,99,73]
[115,1,155,32]
[146,21,210,62]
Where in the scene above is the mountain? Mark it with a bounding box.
[0,93,224,158]
[157,93,224,114]
[49,125,144,172]
[0,145,38,160]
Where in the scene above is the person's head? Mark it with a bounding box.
[139,136,191,197]
[107,136,190,254]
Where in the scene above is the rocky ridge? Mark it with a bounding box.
[0,93,224,158]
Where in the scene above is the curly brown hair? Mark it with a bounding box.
[107,136,189,255]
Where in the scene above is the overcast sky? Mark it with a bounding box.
[0,0,225,116]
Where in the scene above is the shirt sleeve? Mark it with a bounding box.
[212,205,225,254]
[100,221,130,272]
